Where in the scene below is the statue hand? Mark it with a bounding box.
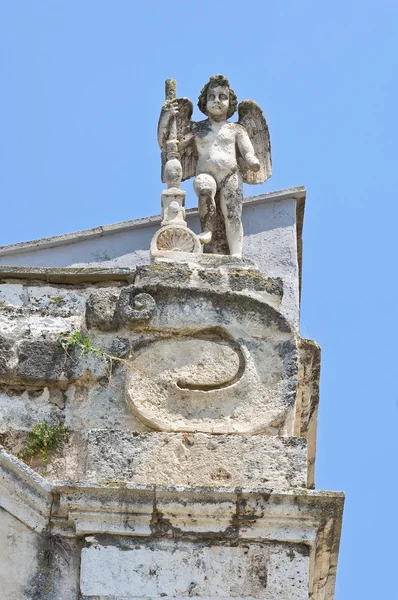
[248,156,260,172]
[168,100,179,117]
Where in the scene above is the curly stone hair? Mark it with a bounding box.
[197,75,238,119]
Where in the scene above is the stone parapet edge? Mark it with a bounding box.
[0,187,306,257]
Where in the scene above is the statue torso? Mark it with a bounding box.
[194,120,238,181]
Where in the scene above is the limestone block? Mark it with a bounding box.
[80,538,308,599]
[64,373,149,434]
[135,259,283,308]
[0,325,121,387]
[86,288,120,331]
[85,430,307,488]
[0,296,86,385]
[26,285,87,316]
[0,387,63,433]
[16,338,79,383]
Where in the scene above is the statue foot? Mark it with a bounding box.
[198,230,213,244]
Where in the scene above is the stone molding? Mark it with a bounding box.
[0,265,133,284]
[0,447,52,533]
[0,447,343,600]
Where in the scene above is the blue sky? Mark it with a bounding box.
[1,1,397,597]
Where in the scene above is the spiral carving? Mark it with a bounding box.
[117,286,156,328]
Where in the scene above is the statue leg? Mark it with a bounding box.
[194,173,217,244]
[219,171,243,257]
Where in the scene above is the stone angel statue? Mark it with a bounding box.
[158,75,272,256]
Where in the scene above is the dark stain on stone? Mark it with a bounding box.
[210,467,231,481]
[182,433,195,447]
[150,505,173,538]
[286,548,295,561]
[197,269,223,286]
[228,270,283,296]
[0,334,13,379]
[294,543,310,557]
[27,533,76,600]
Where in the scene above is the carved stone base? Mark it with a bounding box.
[161,188,186,226]
[150,224,202,258]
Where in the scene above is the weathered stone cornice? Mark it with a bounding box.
[0,447,342,600]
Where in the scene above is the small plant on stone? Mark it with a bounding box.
[57,330,117,380]
[57,331,106,359]
[19,421,69,462]
[57,330,147,384]
[49,296,65,306]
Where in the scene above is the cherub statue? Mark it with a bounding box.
[158,75,272,257]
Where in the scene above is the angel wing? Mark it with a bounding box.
[158,97,198,183]
[237,100,272,185]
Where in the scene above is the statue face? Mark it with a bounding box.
[206,85,229,117]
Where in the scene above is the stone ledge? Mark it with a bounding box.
[0,266,133,284]
[137,261,283,307]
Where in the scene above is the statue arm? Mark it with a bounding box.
[158,98,195,152]
[236,125,260,171]
[159,97,197,183]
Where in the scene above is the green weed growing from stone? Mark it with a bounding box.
[57,330,148,384]
[19,421,69,462]
[57,331,119,380]
[57,331,106,359]
[49,296,65,306]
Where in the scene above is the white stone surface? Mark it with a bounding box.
[63,374,149,434]
[0,387,62,432]
[0,283,25,307]
[26,284,87,316]
[0,507,81,599]
[80,539,308,599]
[0,282,87,341]
[85,431,307,488]
[0,507,40,600]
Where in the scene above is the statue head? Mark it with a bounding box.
[198,75,238,119]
